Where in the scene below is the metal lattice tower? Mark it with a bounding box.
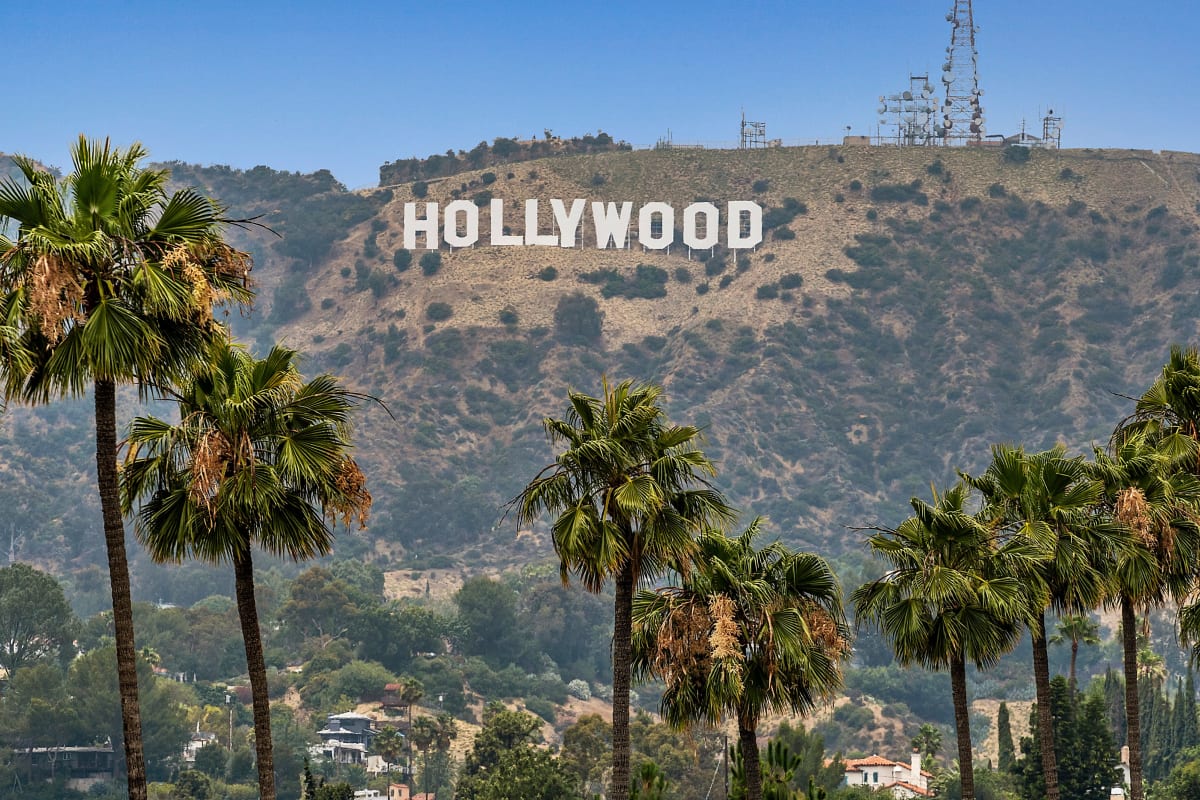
[939,0,984,145]
[740,111,767,149]
[878,75,938,146]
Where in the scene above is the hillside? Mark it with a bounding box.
[2,144,1200,580]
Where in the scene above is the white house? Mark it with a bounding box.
[842,750,934,798]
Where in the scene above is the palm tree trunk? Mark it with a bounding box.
[1069,640,1079,694]
[738,712,763,800]
[1031,614,1060,800]
[611,562,634,800]
[1122,596,1144,800]
[94,378,147,800]
[950,651,975,800]
[234,546,276,800]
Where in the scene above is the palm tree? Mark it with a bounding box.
[120,339,371,800]
[632,520,849,800]
[1091,426,1200,800]
[373,726,406,774]
[965,444,1115,800]
[514,378,734,800]
[410,715,437,794]
[1049,614,1101,691]
[0,137,251,800]
[853,482,1040,800]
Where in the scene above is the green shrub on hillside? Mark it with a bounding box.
[425,302,453,321]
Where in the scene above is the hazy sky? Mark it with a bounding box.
[4,1,1197,189]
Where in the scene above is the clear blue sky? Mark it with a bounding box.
[4,0,1197,190]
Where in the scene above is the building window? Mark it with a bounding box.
[873,772,879,783]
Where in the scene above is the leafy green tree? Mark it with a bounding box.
[561,714,612,796]
[853,482,1037,800]
[193,742,227,779]
[0,663,80,751]
[772,721,846,795]
[0,137,252,800]
[1157,746,1200,800]
[1013,677,1119,800]
[121,339,372,800]
[965,444,1113,800]
[516,378,734,800]
[455,575,523,665]
[0,563,78,677]
[633,519,849,800]
[473,748,577,800]
[69,646,190,782]
[173,770,214,800]
[997,701,1016,772]
[457,703,544,799]
[552,292,603,344]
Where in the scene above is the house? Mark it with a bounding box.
[388,784,411,800]
[183,729,219,762]
[10,745,114,792]
[317,711,379,764]
[843,750,934,798]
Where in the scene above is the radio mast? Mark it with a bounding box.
[939,1,984,145]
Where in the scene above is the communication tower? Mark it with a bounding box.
[939,0,984,145]
[740,111,767,149]
[1041,109,1063,149]
[878,75,938,146]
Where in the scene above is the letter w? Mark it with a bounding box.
[591,202,632,249]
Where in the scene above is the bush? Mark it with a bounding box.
[696,282,710,295]
[865,208,878,220]
[321,298,335,310]
[420,251,442,276]
[393,249,413,272]
[498,306,519,326]
[673,267,692,284]
[849,179,863,191]
[525,697,557,723]
[752,179,770,193]
[590,172,606,187]
[554,292,603,343]
[566,679,591,700]
[412,181,428,198]
[756,284,779,300]
[779,272,803,290]
[925,159,945,176]
[834,193,845,203]
[472,190,493,207]
[772,226,796,240]
[870,180,926,204]
[1002,144,1031,164]
[987,183,1007,198]
[425,302,452,321]
[718,275,733,289]
[537,266,558,281]
[481,172,497,185]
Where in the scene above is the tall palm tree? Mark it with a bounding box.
[853,482,1041,800]
[632,520,849,800]
[514,378,734,800]
[120,338,371,800]
[1049,614,1101,692]
[1091,426,1200,800]
[0,137,251,800]
[965,444,1115,800]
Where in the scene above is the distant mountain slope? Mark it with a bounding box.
[1,144,1199,580]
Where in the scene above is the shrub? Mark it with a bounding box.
[590,172,606,187]
[412,181,429,198]
[554,292,603,343]
[393,248,413,272]
[673,267,693,284]
[537,266,558,281]
[566,679,591,700]
[925,159,945,176]
[1002,144,1031,164]
[1059,167,1077,180]
[472,190,492,207]
[779,272,803,290]
[870,180,926,204]
[1066,199,1087,217]
[834,193,845,203]
[498,306,519,326]
[425,302,452,321]
[772,226,796,240]
[987,183,1007,198]
[704,256,727,277]
[340,266,352,278]
[321,298,335,310]
[752,179,770,193]
[481,172,497,185]
[420,251,442,276]
[718,275,734,289]
[756,284,779,299]
[849,179,863,191]
[696,282,710,295]
[865,208,878,220]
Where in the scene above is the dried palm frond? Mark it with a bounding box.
[28,254,83,340]
[653,601,712,684]
[190,429,232,515]
[1116,487,1153,545]
[330,457,372,528]
[708,594,743,661]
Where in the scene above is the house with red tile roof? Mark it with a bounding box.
[842,750,934,798]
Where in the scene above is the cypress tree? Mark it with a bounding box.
[998,702,1016,772]
[1185,671,1200,750]
[1103,668,1128,747]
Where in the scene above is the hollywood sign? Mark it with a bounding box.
[401,200,764,250]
